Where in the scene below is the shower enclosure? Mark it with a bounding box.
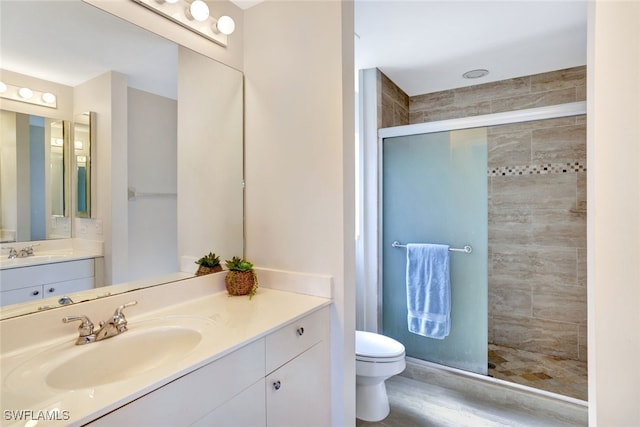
[365,102,587,399]
[382,128,488,375]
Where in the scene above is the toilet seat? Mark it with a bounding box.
[356,331,405,362]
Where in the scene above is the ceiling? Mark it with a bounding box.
[0,1,178,99]
[1,1,587,100]
[354,0,588,96]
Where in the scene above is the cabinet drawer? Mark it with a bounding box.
[265,306,329,374]
[1,285,43,306]
[1,258,94,291]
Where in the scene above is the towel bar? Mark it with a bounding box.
[391,240,472,254]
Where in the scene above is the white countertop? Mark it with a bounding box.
[0,284,331,426]
[0,239,103,271]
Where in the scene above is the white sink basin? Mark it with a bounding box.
[5,316,215,393]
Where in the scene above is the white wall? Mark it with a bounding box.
[127,88,178,281]
[588,1,640,425]
[243,2,355,425]
[74,71,129,285]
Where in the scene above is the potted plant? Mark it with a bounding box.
[224,256,258,298]
[195,252,223,276]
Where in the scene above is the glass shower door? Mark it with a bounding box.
[382,128,488,374]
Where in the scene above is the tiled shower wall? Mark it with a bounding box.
[377,66,587,362]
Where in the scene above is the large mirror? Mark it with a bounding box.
[0,0,243,318]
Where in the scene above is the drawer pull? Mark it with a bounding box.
[297,327,304,336]
[273,380,281,391]
[48,287,55,293]
[31,290,40,296]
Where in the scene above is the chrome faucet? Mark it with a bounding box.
[17,244,39,258]
[63,301,138,345]
[2,247,18,259]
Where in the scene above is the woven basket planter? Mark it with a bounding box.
[196,264,223,276]
[225,270,258,297]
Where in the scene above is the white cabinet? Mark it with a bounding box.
[86,306,331,427]
[265,306,331,426]
[0,259,95,306]
[266,342,330,427]
[88,338,266,427]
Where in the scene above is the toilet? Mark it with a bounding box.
[355,331,406,422]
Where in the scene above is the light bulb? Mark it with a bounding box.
[0,81,7,93]
[216,15,235,35]
[188,0,209,21]
[18,87,33,99]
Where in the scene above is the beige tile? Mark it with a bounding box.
[492,315,533,348]
[529,319,578,360]
[422,101,492,122]
[577,170,587,208]
[491,173,577,210]
[578,324,588,362]
[409,90,454,111]
[491,87,577,114]
[491,244,577,289]
[454,76,530,105]
[531,124,586,164]
[488,207,533,245]
[532,284,587,324]
[577,247,587,288]
[408,111,423,124]
[531,208,587,248]
[488,117,577,136]
[529,66,586,93]
[489,277,532,317]
[488,129,532,168]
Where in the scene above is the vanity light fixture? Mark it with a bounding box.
[131,0,235,47]
[0,82,57,108]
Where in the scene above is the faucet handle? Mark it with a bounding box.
[2,247,17,258]
[63,315,95,344]
[114,301,138,318]
[111,301,137,332]
[24,243,39,255]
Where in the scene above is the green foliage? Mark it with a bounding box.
[225,256,254,272]
[195,252,221,268]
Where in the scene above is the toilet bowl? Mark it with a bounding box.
[356,331,406,422]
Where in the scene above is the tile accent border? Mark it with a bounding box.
[488,161,587,177]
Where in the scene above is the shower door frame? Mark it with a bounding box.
[360,100,587,336]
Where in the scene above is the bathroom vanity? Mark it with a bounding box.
[0,270,332,426]
[0,240,103,307]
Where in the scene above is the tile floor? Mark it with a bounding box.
[356,361,588,427]
[488,343,588,401]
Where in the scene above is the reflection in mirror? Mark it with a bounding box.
[0,0,243,319]
[0,110,71,242]
[74,112,92,218]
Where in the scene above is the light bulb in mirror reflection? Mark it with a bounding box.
[216,15,235,35]
[187,0,209,21]
[75,140,84,150]
[42,92,56,104]
[0,81,6,93]
[18,87,33,99]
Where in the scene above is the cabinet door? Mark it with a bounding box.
[191,380,265,427]
[266,341,330,427]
